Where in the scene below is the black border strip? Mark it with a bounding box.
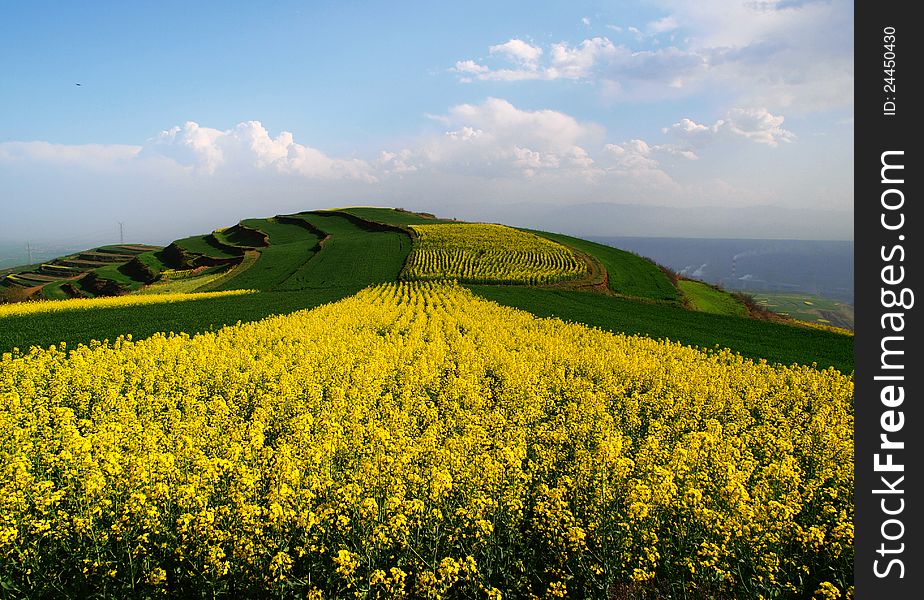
[855,1,920,595]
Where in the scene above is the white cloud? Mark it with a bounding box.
[377,149,418,175]
[1,104,606,185]
[452,37,618,82]
[489,39,543,68]
[581,17,591,26]
[647,16,679,34]
[142,121,376,181]
[1,96,843,245]
[451,0,852,112]
[721,108,796,145]
[548,37,617,79]
[603,139,660,170]
[408,98,604,179]
[452,59,490,75]
[665,107,795,147]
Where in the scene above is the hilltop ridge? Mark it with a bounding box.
[0,207,852,371]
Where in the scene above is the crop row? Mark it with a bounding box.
[0,282,852,598]
[402,224,585,285]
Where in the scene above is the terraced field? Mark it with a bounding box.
[403,223,586,285]
[0,244,163,301]
[274,212,410,290]
[214,218,321,291]
[171,235,242,261]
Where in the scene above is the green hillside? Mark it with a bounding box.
[677,279,747,316]
[274,212,409,289]
[0,243,164,301]
[0,207,853,372]
[525,229,679,302]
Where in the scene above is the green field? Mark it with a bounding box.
[753,292,855,330]
[215,219,321,291]
[467,285,853,373]
[678,279,747,316]
[134,250,169,273]
[525,229,679,302]
[84,263,144,290]
[274,212,411,289]
[38,280,73,300]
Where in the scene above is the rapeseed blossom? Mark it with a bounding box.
[402,224,585,284]
[0,282,852,597]
[0,289,254,318]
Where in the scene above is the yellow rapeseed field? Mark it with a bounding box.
[402,224,586,284]
[0,283,853,598]
[0,289,255,318]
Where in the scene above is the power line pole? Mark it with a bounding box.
[26,241,33,265]
[118,222,124,244]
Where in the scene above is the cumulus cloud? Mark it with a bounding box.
[603,139,661,171]
[489,39,543,67]
[451,0,852,112]
[452,37,618,82]
[452,60,489,75]
[142,121,376,181]
[598,138,700,194]
[664,108,795,147]
[403,98,604,179]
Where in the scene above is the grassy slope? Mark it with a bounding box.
[216,219,321,291]
[40,281,72,300]
[135,250,169,273]
[678,280,747,316]
[86,263,143,289]
[275,212,411,289]
[466,285,853,373]
[526,230,679,302]
[173,235,241,259]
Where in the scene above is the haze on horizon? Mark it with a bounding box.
[0,0,854,250]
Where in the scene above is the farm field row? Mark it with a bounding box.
[402,224,586,285]
[0,288,360,353]
[466,285,853,373]
[0,282,853,598]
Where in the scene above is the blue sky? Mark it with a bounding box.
[0,0,854,245]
